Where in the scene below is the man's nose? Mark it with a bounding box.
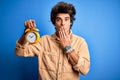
[61,20,65,26]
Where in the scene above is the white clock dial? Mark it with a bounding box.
[26,32,36,43]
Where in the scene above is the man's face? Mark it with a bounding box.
[55,13,71,32]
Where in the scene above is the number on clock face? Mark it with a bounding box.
[26,32,36,43]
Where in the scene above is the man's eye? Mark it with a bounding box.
[65,18,69,21]
[56,19,60,22]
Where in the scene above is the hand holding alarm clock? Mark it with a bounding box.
[24,19,40,44]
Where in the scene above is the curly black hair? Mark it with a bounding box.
[50,2,76,28]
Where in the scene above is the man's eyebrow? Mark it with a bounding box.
[56,17,61,19]
[56,17,70,19]
[65,17,70,19]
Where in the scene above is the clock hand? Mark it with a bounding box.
[31,35,34,38]
[28,35,33,38]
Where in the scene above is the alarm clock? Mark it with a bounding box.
[25,28,40,43]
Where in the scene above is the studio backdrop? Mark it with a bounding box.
[0,0,120,80]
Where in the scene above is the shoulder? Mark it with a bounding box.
[72,34,86,42]
[72,34,89,49]
[72,34,88,46]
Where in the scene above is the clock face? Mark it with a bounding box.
[26,32,37,43]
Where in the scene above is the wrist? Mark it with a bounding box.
[67,49,79,66]
[64,46,73,53]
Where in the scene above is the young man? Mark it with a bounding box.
[15,2,90,80]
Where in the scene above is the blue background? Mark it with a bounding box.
[0,0,120,80]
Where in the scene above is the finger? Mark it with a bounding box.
[27,19,32,28]
[25,20,30,28]
[62,27,67,40]
[32,20,36,27]
[62,27,67,38]
[61,27,65,39]
[29,20,33,28]
[24,20,30,28]
[60,27,65,40]
[59,28,62,39]
[59,28,64,40]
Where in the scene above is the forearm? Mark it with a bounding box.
[73,56,90,75]
[18,33,28,45]
[15,40,28,56]
[15,33,34,57]
[67,49,79,66]
[15,39,40,57]
[66,49,90,75]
